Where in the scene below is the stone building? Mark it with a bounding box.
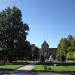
[39,40,57,60]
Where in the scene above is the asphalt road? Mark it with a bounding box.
[1,72,75,75]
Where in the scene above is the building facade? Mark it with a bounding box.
[39,41,57,60]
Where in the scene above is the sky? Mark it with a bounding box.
[0,0,75,48]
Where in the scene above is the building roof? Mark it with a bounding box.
[41,40,49,47]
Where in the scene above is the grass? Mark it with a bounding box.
[32,65,45,71]
[32,65,75,72]
[49,65,75,72]
[0,65,23,70]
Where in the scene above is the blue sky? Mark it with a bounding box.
[0,0,75,48]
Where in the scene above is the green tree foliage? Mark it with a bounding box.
[0,7,30,62]
[66,51,73,59]
[31,45,39,60]
[39,55,45,62]
[67,35,75,51]
[16,41,32,60]
[33,47,39,59]
[57,35,75,61]
[57,38,69,61]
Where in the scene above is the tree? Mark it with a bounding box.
[57,38,69,61]
[33,47,39,60]
[31,44,39,60]
[40,55,45,62]
[67,35,73,42]
[57,35,75,61]
[66,51,73,60]
[16,41,32,60]
[0,7,29,62]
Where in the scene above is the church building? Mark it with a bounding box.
[39,40,57,60]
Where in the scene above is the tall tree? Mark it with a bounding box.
[57,38,69,61]
[0,7,29,62]
[57,35,75,61]
[16,41,32,60]
[31,44,39,60]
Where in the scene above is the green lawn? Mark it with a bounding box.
[50,65,75,72]
[32,65,45,71]
[32,65,75,72]
[0,65,23,70]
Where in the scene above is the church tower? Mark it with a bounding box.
[40,40,49,59]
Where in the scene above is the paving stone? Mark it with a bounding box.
[17,65,35,71]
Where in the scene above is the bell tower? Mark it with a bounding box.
[41,40,49,59]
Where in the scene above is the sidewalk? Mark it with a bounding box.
[17,65,35,71]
